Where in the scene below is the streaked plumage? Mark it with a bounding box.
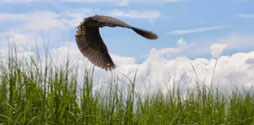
[75,15,158,71]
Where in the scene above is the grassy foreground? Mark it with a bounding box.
[0,50,254,125]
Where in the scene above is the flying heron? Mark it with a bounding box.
[75,15,158,71]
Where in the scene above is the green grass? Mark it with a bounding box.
[1,48,254,125]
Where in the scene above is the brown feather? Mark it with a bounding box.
[75,15,158,71]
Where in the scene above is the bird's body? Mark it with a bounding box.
[75,15,158,71]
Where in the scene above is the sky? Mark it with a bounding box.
[1,0,254,93]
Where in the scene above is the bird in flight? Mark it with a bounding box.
[75,15,158,71]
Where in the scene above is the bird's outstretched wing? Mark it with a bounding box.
[91,15,158,39]
[76,15,158,71]
[76,25,116,71]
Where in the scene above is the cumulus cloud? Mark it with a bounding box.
[2,38,254,95]
[216,35,254,51]
[108,51,254,94]
[0,49,35,62]
[210,43,227,58]
[148,38,186,58]
[49,42,254,95]
[169,26,231,35]
[0,32,44,62]
[34,37,254,94]
[0,31,43,48]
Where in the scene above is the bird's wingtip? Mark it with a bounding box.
[131,27,158,40]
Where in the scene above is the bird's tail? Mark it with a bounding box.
[131,27,158,40]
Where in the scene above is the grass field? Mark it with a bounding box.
[1,48,254,125]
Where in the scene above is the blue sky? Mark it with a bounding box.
[1,0,254,59]
[1,0,254,91]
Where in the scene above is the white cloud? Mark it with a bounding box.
[61,9,93,27]
[217,35,254,51]
[169,26,231,35]
[0,10,94,32]
[2,39,254,95]
[177,35,254,60]
[0,9,159,33]
[48,42,83,66]
[148,38,186,58]
[210,43,227,58]
[109,10,160,20]
[0,11,67,31]
[0,9,157,33]
[237,14,254,18]
[0,31,43,48]
[30,39,186,90]
[107,51,254,94]
[177,38,187,47]
[0,49,35,62]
